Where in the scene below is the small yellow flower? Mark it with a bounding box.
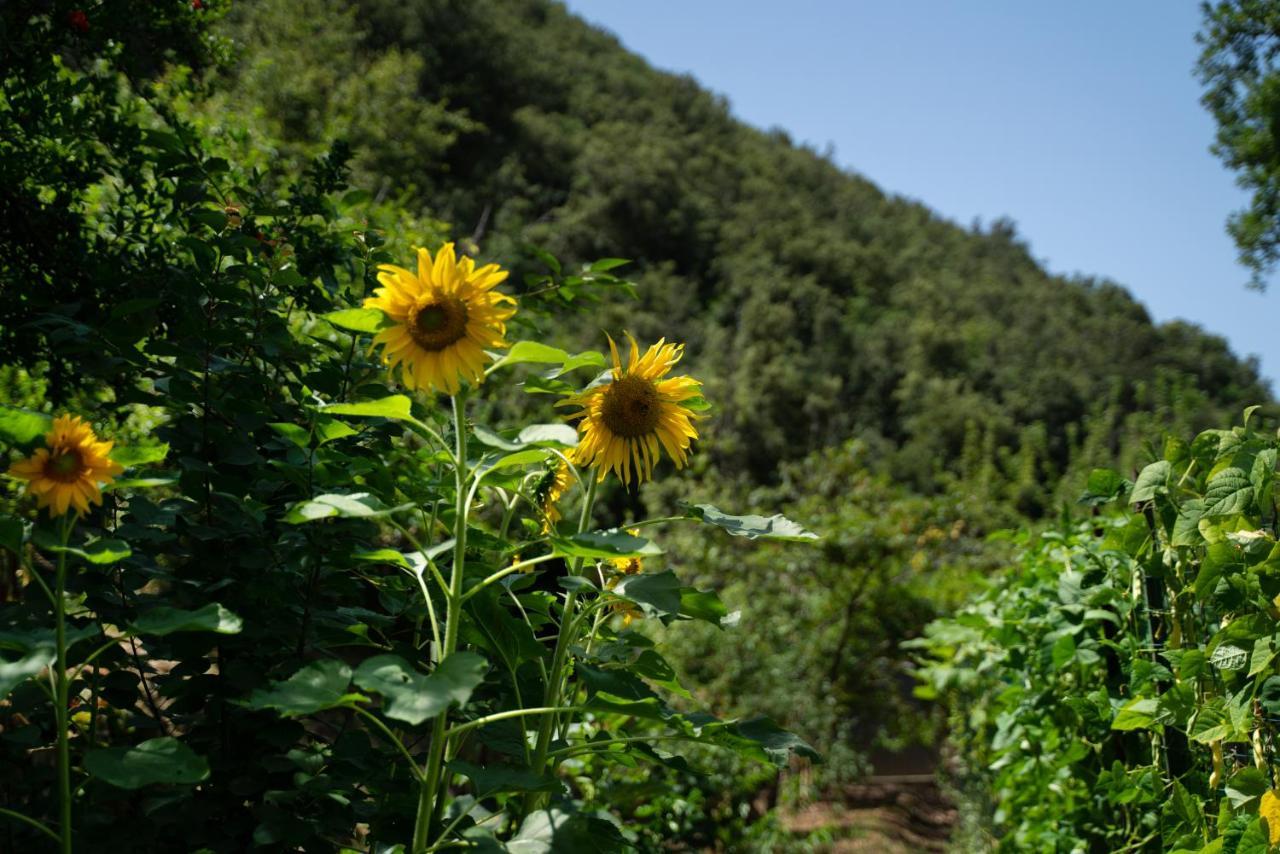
[7,415,124,517]
[538,461,572,533]
[610,530,645,577]
[559,333,702,486]
[363,242,516,395]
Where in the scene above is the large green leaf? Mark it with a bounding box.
[447,760,561,795]
[133,603,243,637]
[109,444,169,467]
[352,651,487,726]
[551,529,662,560]
[1203,467,1255,517]
[729,716,822,765]
[323,307,393,333]
[1130,460,1171,503]
[685,504,819,541]
[1111,697,1159,732]
[243,660,361,717]
[85,737,210,789]
[34,533,132,565]
[473,423,578,451]
[0,645,55,697]
[283,492,409,523]
[0,406,51,446]
[614,571,683,616]
[322,395,413,421]
[507,808,629,854]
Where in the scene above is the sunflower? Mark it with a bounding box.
[559,333,702,487]
[363,242,516,395]
[537,461,573,533]
[7,415,124,517]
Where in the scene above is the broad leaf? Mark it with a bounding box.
[243,660,360,717]
[35,533,132,565]
[322,395,413,421]
[551,529,662,560]
[85,737,210,789]
[1203,467,1254,517]
[507,808,629,854]
[614,571,683,616]
[685,504,819,541]
[133,603,243,637]
[109,444,168,467]
[0,406,51,446]
[1130,460,1171,503]
[447,760,561,795]
[352,651,487,726]
[323,307,393,333]
[284,493,408,523]
[0,645,55,697]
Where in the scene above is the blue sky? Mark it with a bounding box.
[562,1,1277,389]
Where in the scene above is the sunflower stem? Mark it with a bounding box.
[412,392,469,853]
[523,475,599,819]
[53,514,74,854]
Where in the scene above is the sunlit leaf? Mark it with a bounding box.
[243,660,362,717]
[352,651,487,726]
[133,603,243,637]
[685,504,819,541]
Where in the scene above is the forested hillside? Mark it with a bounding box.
[209,0,1269,508]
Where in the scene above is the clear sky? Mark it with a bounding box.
[562,0,1277,389]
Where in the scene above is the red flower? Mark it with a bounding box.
[67,9,89,32]
[191,0,202,9]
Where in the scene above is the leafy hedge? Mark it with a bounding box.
[917,410,1280,852]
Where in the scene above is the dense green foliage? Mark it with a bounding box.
[192,0,1276,792]
[0,3,819,851]
[918,412,1280,852]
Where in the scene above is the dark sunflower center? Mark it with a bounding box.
[410,297,469,351]
[45,450,84,484]
[601,375,660,438]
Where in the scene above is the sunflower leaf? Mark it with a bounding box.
[85,737,211,789]
[283,492,412,523]
[0,406,51,447]
[242,660,363,717]
[323,307,394,334]
[684,504,820,541]
[110,444,169,467]
[552,529,663,559]
[132,603,243,637]
[488,341,571,372]
[322,395,414,421]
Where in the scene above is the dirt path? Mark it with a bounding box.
[780,776,956,852]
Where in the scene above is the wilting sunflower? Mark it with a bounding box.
[536,461,573,533]
[559,333,702,486]
[7,415,124,517]
[363,242,516,395]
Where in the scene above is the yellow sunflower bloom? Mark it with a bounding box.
[538,461,573,533]
[363,242,516,394]
[559,333,702,487]
[7,415,124,517]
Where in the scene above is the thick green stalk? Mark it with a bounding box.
[53,516,73,854]
[523,475,598,816]
[411,393,469,854]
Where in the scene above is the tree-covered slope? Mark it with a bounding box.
[208,0,1270,509]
